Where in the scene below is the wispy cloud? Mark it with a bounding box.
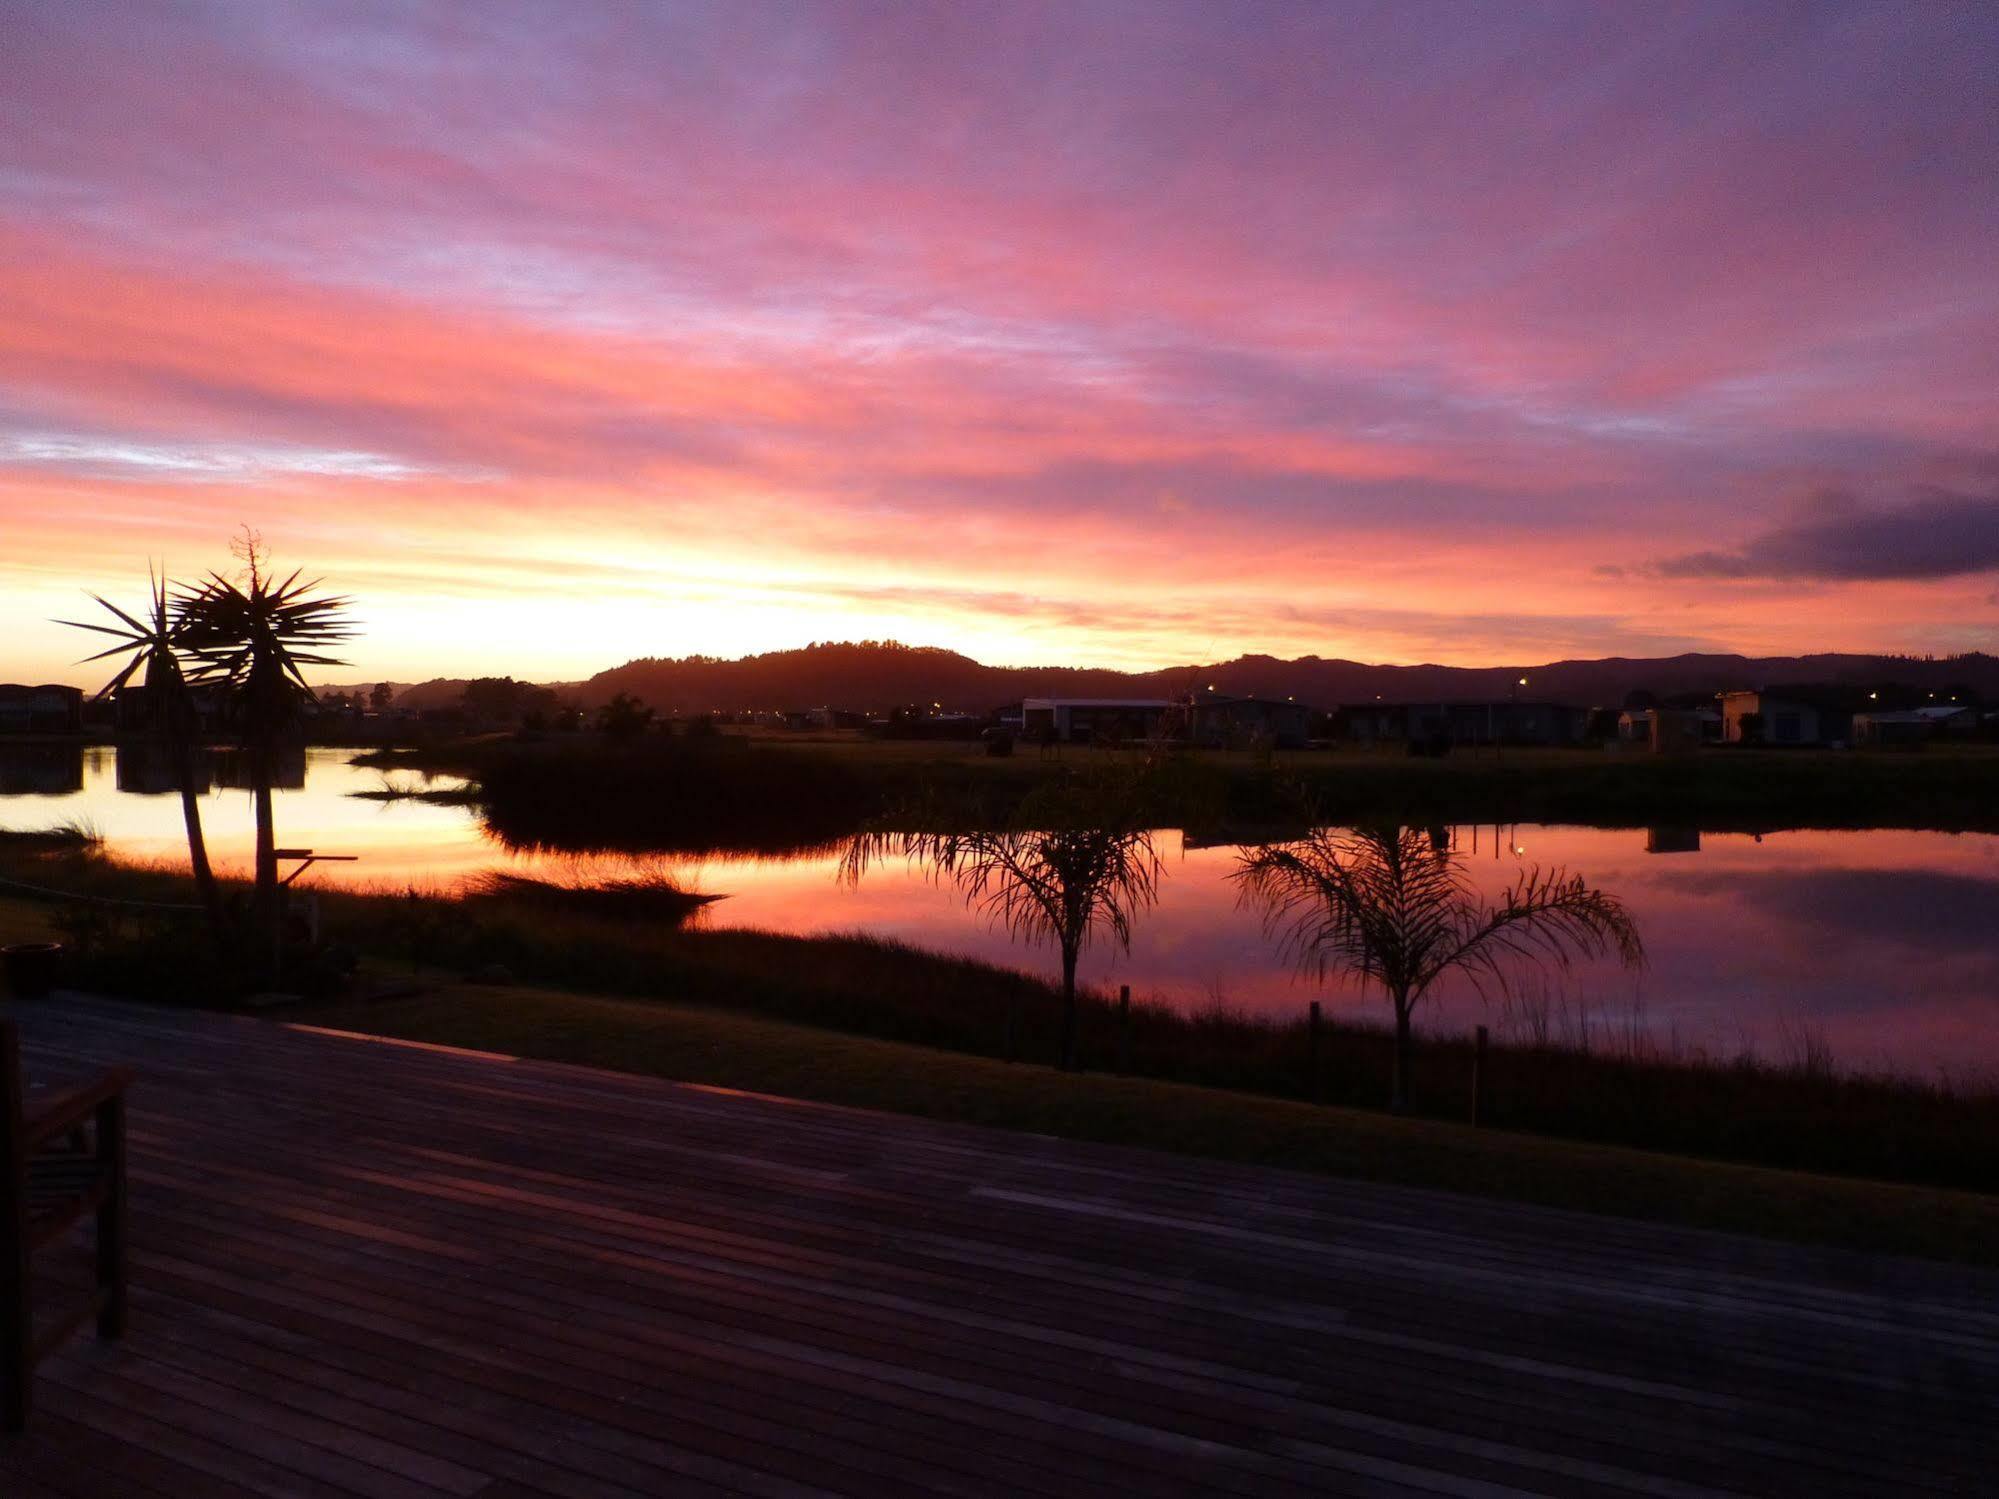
[2,2,1996,680]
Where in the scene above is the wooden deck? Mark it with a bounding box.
[3,998,1995,1498]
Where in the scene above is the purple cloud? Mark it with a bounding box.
[1653,482,1999,581]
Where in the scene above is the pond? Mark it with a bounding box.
[4,744,1997,1085]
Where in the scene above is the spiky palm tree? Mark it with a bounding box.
[176,541,353,976]
[843,773,1162,1069]
[58,569,224,934]
[1233,826,1643,1111]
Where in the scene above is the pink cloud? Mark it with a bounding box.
[2,2,1995,681]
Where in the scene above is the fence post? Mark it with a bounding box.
[1308,1000,1322,1103]
[1117,985,1132,1076]
[1472,1025,1488,1127]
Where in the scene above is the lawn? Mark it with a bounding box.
[293,976,1999,1266]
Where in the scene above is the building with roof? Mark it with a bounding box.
[1191,693,1313,749]
[1851,711,1939,749]
[1339,699,1587,748]
[1021,698,1175,744]
[0,683,84,737]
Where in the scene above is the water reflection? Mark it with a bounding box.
[0,743,82,795]
[2,744,1996,1082]
[115,742,211,796]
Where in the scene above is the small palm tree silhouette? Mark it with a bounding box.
[1234,826,1642,1111]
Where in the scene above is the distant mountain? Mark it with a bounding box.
[573,643,1999,713]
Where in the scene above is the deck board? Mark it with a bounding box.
[4,997,1995,1497]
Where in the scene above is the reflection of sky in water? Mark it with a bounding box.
[5,746,1997,1084]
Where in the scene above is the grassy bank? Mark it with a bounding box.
[291,978,1999,1266]
[4,844,1994,1198]
[359,733,1999,846]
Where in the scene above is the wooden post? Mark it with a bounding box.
[1117,985,1131,1076]
[1308,1001,1322,1104]
[1472,1025,1489,1127]
[95,1095,127,1339]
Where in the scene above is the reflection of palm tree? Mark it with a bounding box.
[59,570,224,934]
[1233,826,1642,1111]
[178,542,353,976]
[844,774,1162,1070]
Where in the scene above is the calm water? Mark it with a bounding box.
[5,744,1997,1084]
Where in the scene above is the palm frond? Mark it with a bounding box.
[1234,825,1642,1016]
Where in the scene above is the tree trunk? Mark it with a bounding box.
[170,738,223,936]
[1390,996,1414,1113]
[252,765,279,983]
[1059,944,1080,1071]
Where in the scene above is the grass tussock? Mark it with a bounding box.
[463,868,719,922]
[346,772,480,807]
[0,819,103,853]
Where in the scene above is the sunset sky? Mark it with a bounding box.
[4,0,1997,685]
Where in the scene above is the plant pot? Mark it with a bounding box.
[2,942,65,999]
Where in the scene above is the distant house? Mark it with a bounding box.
[1191,694,1313,749]
[1021,698,1174,744]
[0,683,84,736]
[111,682,226,737]
[784,706,866,730]
[1615,707,1715,754]
[1340,700,1586,747]
[1718,687,1867,746]
[1915,704,1978,735]
[1851,711,1932,750]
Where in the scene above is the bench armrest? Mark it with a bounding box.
[23,1069,133,1149]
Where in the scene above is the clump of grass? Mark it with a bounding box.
[0,819,103,853]
[346,772,480,806]
[464,868,719,923]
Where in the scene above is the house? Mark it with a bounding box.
[1851,711,1932,750]
[0,683,83,737]
[1915,704,1978,736]
[1339,699,1587,748]
[111,683,224,737]
[1615,707,1714,754]
[1191,694,1313,749]
[1718,688,1865,746]
[1020,698,1175,744]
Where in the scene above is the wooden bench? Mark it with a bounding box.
[2,1017,131,1432]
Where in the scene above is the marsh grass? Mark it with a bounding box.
[0,818,103,853]
[463,869,719,922]
[347,773,480,806]
[5,842,1996,1193]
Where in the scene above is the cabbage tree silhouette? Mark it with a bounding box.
[177,538,354,977]
[59,568,224,934]
[1233,826,1643,1111]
